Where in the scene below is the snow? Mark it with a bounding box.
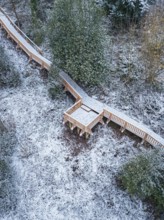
[0,27,154,220]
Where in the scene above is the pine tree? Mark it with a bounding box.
[49,0,106,86]
[103,0,155,25]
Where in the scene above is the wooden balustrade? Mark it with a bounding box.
[0,7,164,147]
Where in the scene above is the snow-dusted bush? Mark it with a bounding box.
[119,149,164,212]
[103,0,155,25]
[0,46,20,88]
[0,129,17,215]
[49,0,106,86]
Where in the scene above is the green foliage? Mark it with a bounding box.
[119,149,164,211]
[49,0,107,86]
[30,0,39,25]
[0,160,8,181]
[103,0,155,26]
[48,86,63,100]
[29,0,45,45]
[142,7,164,84]
[28,25,45,45]
[0,46,20,88]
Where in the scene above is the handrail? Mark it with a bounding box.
[0,7,43,55]
[0,7,163,147]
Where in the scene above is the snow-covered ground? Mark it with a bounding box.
[0,22,158,220]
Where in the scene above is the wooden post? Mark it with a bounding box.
[71,124,76,131]
[41,61,44,69]
[141,133,148,144]
[99,117,105,125]
[80,130,85,137]
[106,113,112,124]
[77,127,80,134]
[68,122,72,130]
[16,44,19,50]
[63,117,67,125]
[85,133,90,139]
[120,122,127,133]
[28,55,32,63]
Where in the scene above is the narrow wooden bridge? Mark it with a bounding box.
[0,7,164,148]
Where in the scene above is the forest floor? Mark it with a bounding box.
[0,2,163,220]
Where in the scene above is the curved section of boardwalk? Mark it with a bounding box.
[0,7,51,70]
[0,7,164,147]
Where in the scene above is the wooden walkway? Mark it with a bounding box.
[0,7,164,147]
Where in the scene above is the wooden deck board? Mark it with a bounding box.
[0,7,164,147]
[59,71,88,99]
[71,108,98,126]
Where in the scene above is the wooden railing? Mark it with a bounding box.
[0,7,51,70]
[0,7,42,54]
[103,108,164,147]
[0,7,164,147]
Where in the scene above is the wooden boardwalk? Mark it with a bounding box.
[0,7,164,147]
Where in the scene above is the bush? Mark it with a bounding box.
[0,46,20,88]
[119,149,164,212]
[103,0,155,26]
[0,128,17,215]
[29,0,46,45]
[48,86,63,100]
[141,6,164,83]
[48,0,107,86]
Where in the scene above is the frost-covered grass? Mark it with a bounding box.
[0,30,154,220]
[0,3,163,220]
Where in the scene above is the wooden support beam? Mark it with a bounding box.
[85,132,92,139]
[106,113,112,124]
[120,122,127,133]
[85,133,90,139]
[71,124,76,131]
[99,118,105,125]
[63,118,67,125]
[77,127,81,134]
[141,133,148,144]
[28,55,32,64]
[16,44,19,49]
[41,61,44,69]
[80,130,85,137]
[68,122,72,130]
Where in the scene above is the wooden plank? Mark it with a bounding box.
[81,105,91,112]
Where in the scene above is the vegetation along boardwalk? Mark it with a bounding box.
[0,7,163,147]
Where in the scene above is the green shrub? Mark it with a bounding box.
[48,86,63,100]
[48,0,107,86]
[29,0,46,45]
[0,160,8,181]
[119,149,164,212]
[0,46,20,88]
[103,0,155,26]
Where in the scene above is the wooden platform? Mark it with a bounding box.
[0,7,164,147]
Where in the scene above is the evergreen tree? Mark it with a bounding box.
[49,0,106,85]
[103,0,155,25]
[119,149,164,212]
